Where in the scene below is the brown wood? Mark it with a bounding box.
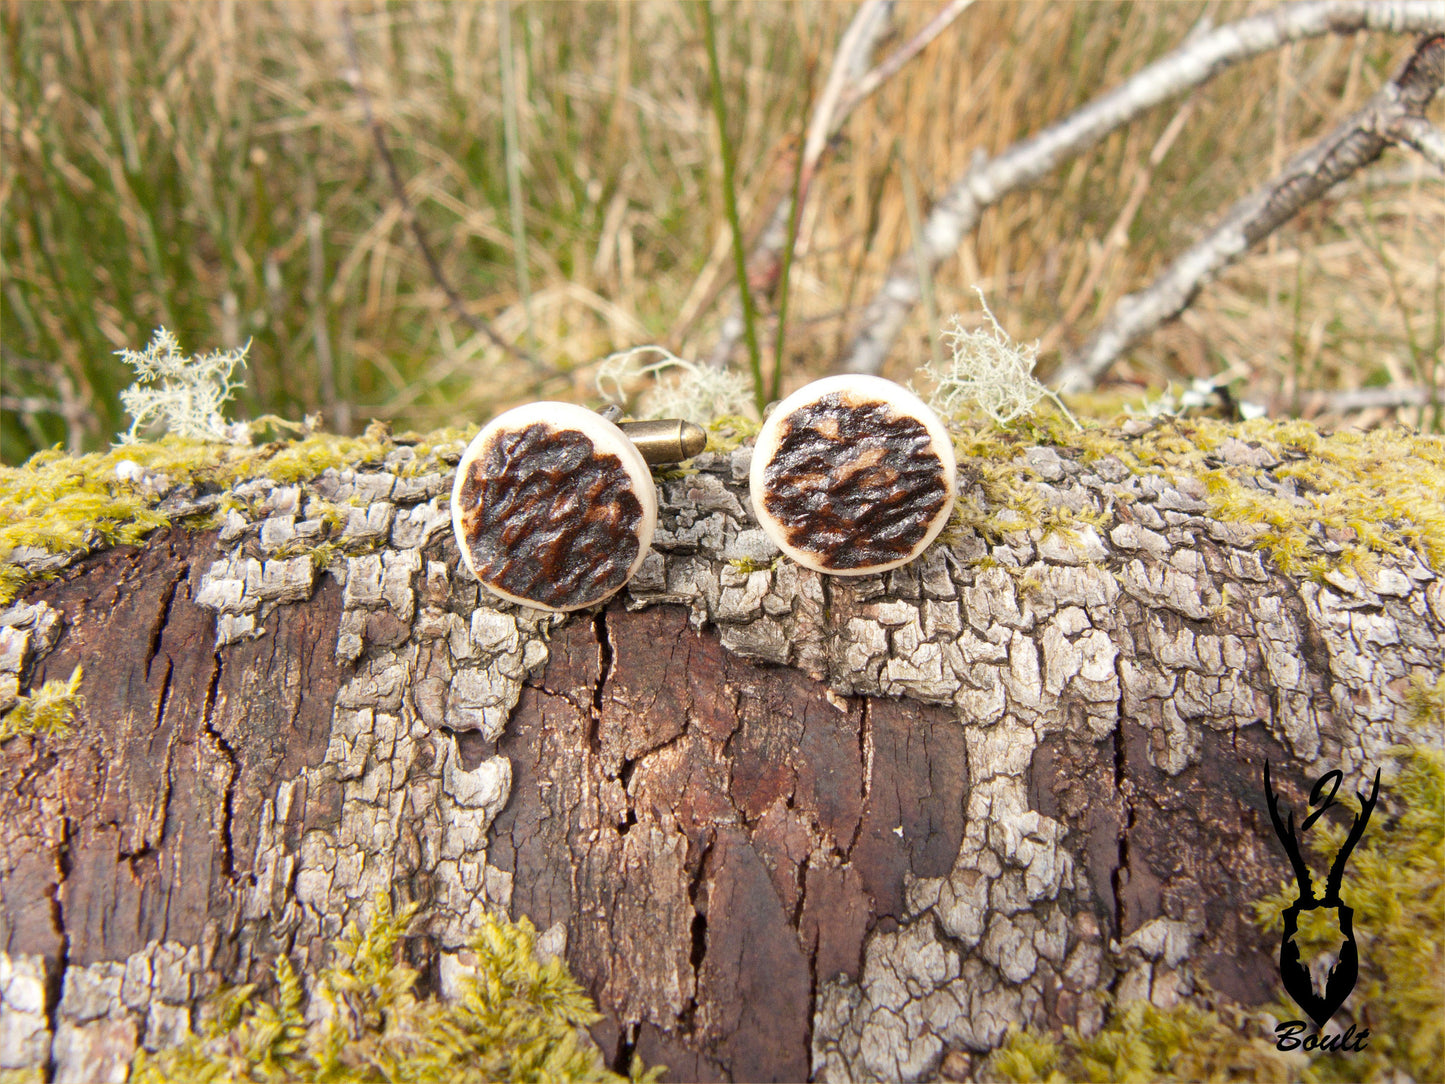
[0,442,1438,1082]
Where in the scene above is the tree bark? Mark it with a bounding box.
[1,436,1440,1082]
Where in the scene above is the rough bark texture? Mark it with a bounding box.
[1,438,1441,1082]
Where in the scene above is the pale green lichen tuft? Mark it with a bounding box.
[595,345,754,428]
[0,664,83,743]
[133,893,662,1084]
[923,290,1077,429]
[118,327,250,445]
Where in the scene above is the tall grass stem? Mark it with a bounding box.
[702,0,765,413]
[770,124,808,404]
[499,1,536,357]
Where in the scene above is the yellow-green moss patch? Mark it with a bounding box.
[133,894,661,1084]
[984,999,1313,1083]
[985,740,1443,1083]
[0,427,405,604]
[944,409,1445,579]
[0,664,83,743]
[704,413,761,455]
[4,413,1442,607]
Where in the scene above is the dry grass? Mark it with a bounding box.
[2,0,1441,463]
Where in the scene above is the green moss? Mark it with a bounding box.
[0,427,401,604]
[1405,673,1445,730]
[728,555,780,575]
[250,432,392,486]
[0,664,83,743]
[984,1000,1311,1083]
[4,413,1441,607]
[133,894,662,1084]
[985,741,1444,1084]
[942,412,1445,578]
[704,413,760,455]
[394,426,474,478]
[1251,743,1444,1082]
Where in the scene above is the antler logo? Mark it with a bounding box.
[1263,762,1381,1030]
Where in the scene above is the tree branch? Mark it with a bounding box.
[837,1,1445,377]
[1385,112,1445,167]
[1053,32,1444,393]
[1285,383,1445,415]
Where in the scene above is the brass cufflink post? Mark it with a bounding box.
[616,419,708,465]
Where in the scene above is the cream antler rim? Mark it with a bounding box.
[750,375,956,576]
[451,402,658,611]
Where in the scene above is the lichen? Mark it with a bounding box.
[924,290,1076,429]
[132,894,662,1084]
[594,345,754,428]
[117,327,249,444]
[0,663,82,743]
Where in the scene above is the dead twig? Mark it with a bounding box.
[1288,384,1445,415]
[1385,112,1445,167]
[837,0,1445,378]
[337,8,544,373]
[1054,32,1445,392]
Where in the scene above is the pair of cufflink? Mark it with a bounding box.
[450,374,958,612]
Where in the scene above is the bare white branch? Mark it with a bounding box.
[838,0,1445,377]
[1053,32,1444,392]
[1293,385,1445,413]
[831,0,976,142]
[1386,112,1445,167]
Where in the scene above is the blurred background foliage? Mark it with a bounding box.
[2,0,1441,464]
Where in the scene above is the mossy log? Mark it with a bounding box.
[0,422,1441,1082]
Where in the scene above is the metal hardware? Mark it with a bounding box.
[616,419,707,464]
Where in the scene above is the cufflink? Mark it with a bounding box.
[451,403,704,611]
[749,375,956,575]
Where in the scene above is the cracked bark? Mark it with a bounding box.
[0,440,1440,1083]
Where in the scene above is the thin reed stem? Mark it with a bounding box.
[499,1,536,357]
[770,125,808,404]
[702,0,765,413]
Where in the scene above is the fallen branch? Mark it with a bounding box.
[338,9,544,373]
[1385,112,1445,167]
[837,0,1445,377]
[1288,383,1445,415]
[1053,32,1445,393]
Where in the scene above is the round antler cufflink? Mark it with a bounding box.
[749,375,956,576]
[451,403,704,612]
